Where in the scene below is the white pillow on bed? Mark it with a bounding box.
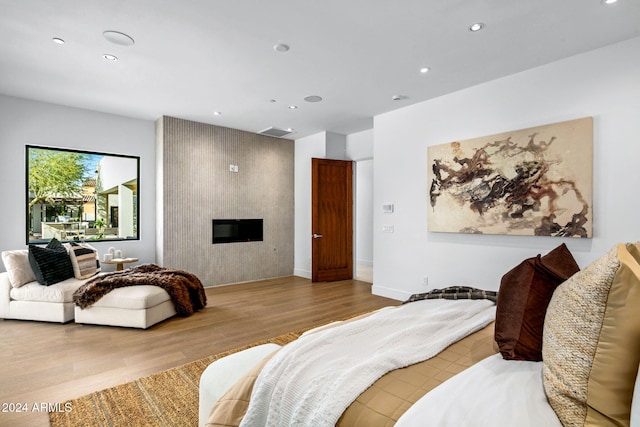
[395,354,561,427]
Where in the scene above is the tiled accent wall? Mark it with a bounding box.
[156,116,294,286]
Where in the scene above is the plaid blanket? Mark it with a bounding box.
[403,286,497,304]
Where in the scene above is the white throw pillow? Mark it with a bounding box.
[1,250,37,288]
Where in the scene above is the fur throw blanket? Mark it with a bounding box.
[73,264,207,316]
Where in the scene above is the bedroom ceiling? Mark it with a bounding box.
[0,0,638,139]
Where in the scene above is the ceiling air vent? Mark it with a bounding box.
[257,127,292,138]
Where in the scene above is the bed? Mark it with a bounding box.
[199,242,640,427]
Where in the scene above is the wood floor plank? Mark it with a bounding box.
[0,276,398,426]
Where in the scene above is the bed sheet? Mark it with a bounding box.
[396,353,562,427]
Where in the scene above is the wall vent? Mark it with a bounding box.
[257,127,292,138]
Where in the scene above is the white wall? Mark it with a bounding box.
[293,132,327,278]
[346,129,373,160]
[0,95,156,271]
[372,36,640,300]
[355,159,373,266]
[347,129,374,267]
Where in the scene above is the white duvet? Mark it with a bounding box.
[239,299,496,427]
[396,353,562,427]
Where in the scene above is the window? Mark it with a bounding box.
[26,145,140,244]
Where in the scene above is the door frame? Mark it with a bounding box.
[311,158,354,282]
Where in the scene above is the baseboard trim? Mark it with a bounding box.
[371,285,407,302]
[293,268,311,279]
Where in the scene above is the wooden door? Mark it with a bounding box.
[311,158,353,282]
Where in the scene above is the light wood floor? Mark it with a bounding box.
[0,276,398,427]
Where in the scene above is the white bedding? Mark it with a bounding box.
[239,299,496,427]
[396,353,562,427]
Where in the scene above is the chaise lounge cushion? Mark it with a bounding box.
[74,284,177,329]
[10,277,86,303]
[85,285,171,310]
[1,250,37,288]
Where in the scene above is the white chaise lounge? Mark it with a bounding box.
[1,248,176,328]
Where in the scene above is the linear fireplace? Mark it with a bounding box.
[212,219,263,244]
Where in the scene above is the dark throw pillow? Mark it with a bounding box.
[495,243,580,361]
[28,238,74,286]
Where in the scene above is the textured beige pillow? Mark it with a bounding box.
[543,242,640,427]
[68,243,101,279]
[1,250,37,287]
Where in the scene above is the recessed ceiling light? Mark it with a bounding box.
[52,37,65,45]
[274,43,290,53]
[420,67,430,74]
[469,22,485,32]
[304,95,323,103]
[213,111,222,116]
[602,0,618,3]
[103,30,135,46]
[102,54,118,61]
[392,95,406,101]
[288,105,298,109]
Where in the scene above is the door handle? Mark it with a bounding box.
[313,233,323,239]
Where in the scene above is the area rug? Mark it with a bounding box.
[49,314,370,426]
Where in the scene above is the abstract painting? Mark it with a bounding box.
[428,117,592,237]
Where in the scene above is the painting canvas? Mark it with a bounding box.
[428,117,592,237]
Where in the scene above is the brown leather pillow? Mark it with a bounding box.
[495,243,579,361]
